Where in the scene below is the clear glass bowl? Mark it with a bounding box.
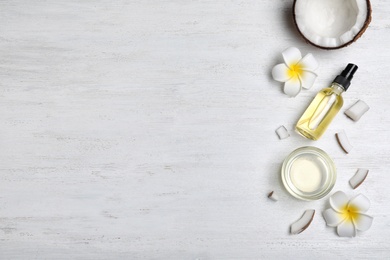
[281,146,337,201]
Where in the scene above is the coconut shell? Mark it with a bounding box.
[292,0,372,50]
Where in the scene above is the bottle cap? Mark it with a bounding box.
[333,63,358,91]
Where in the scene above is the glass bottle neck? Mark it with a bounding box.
[330,83,345,95]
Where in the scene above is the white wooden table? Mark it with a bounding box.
[1,1,389,259]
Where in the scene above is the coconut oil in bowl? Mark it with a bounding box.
[281,146,336,201]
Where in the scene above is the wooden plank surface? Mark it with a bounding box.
[1,0,389,259]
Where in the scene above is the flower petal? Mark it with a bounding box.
[283,77,301,97]
[353,213,373,232]
[330,191,349,213]
[323,208,346,227]
[282,47,302,68]
[337,219,356,237]
[272,63,291,82]
[299,53,319,71]
[348,194,370,213]
[298,70,317,89]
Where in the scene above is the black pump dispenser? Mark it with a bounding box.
[333,63,358,91]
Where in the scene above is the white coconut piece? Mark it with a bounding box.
[336,130,353,154]
[349,168,369,189]
[275,126,290,140]
[345,100,370,121]
[268,191,279,201]
[293,0,372,49]
[290,209,315,234]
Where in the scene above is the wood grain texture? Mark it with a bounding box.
[1,0,389,259]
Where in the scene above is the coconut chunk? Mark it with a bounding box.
[276,126,290,140]
[349,168,369,189]
[290,209,315,234]
[336,130,353,154]
[268,191,279,201]
[293,0,372,49]
[345,100,370,121]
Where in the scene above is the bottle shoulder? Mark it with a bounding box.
[320,86,344,96]
[316,87,344,107]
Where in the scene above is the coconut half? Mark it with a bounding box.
[293,0,372,49]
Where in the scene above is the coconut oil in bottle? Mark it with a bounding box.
[296,64,358,140]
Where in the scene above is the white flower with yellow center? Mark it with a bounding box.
[272,47,318,97]
[323,191,373,237]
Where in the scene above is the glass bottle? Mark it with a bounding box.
[296,64,358,140]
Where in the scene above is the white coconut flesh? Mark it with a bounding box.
[294,0,369,48]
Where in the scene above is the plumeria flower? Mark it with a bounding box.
[323,191,373,237]
[272,47,318,97]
